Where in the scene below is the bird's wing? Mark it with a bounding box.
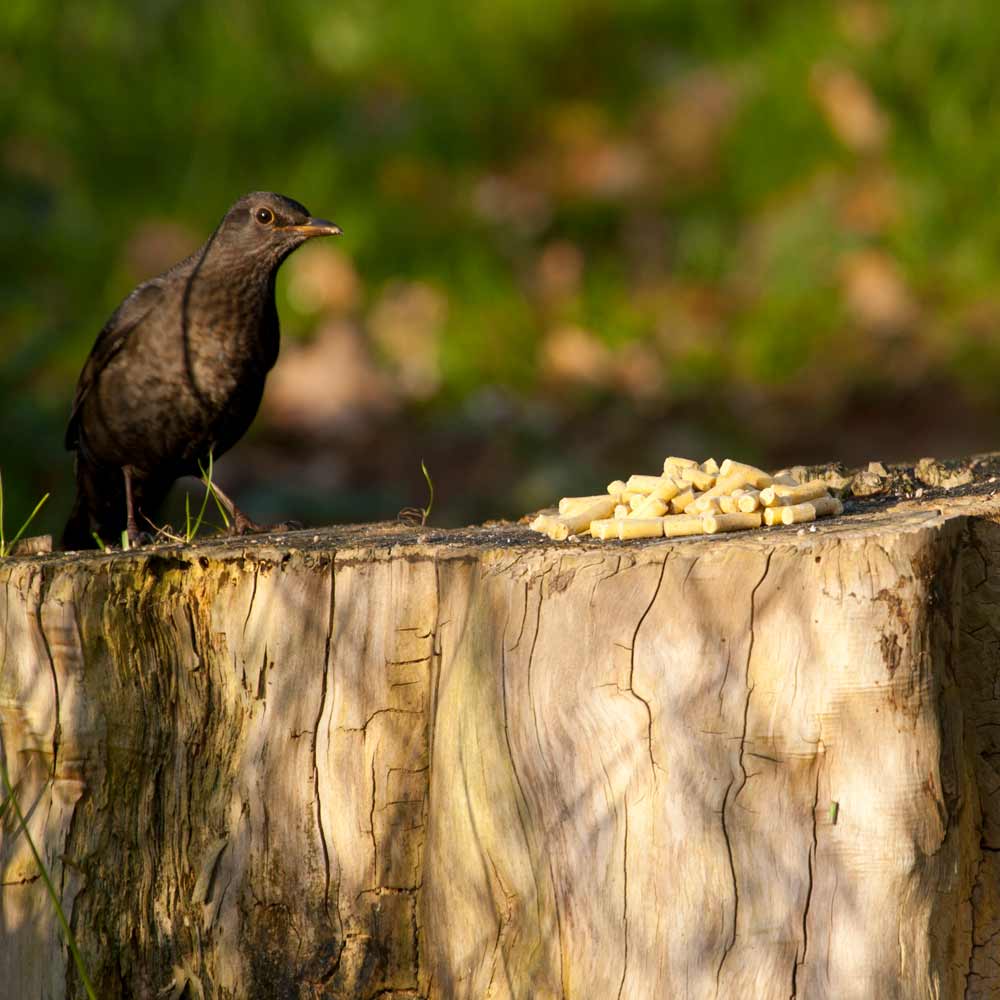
[65,279,165,450]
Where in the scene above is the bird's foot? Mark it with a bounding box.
[228,514,304,536]
[231,511,259,535]
[124,528,153,549]
[268,519,304,533]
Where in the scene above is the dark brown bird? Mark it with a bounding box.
[62,192,342,550]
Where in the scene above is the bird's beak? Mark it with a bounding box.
[279,218,343,237]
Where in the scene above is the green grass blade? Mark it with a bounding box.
[190,453,214,539]
[420,459,434,525]
[208,486,230,529]
[0,476,50,558]
[4,492,50,554]
[198,450,230,530]
[0,765,97,998]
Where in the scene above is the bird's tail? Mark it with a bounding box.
[61,457,126,550]
[61,492,97,551]
[62,457,174,550]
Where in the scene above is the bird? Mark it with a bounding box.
[62,192,342,550]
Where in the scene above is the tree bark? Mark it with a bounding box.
[2,490,1000,998]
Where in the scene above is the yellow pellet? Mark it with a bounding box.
[780,479,831,505]
[669,489,697,514]
[626,474,671,495]
[780,496,844,525]
[692,468,764,502]
[779,503,816,526]
[560,494,618,515]
[760,479,829,507]
[530,514,570,540]
[689,495,724,515]
[590,518,620,540]
[564,496,618,531]
[680,466,716,491]
[763,507,783,526]
[663,456,698,473]
[662,515,707,538]
[617,518,666,540]
[631,496,668,519]
[718,494,740,514]
[648,478,681,502]
[702,511,762,534]
[541,456,844,543]
[530,496,618,539]
[718,460,773,489]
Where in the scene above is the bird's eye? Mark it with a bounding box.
[255,207,274,225]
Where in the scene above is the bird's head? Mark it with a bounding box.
[215,192,342,267]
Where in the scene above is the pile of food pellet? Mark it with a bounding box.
[529,456,844,542]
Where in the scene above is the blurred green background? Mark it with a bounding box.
[5,0,1000,539]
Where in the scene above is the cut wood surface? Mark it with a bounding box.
[3,470,1000,998]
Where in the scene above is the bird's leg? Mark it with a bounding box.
[206,481,263,535]
[122,465,142,547]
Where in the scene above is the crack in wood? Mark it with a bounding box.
[36,604,61,770]
[525,568,552,770]
[628,556,669,776]
[716,776,738,995]
[500,630,543,944]
[484,849,516,997]
[242,566,258,639]
[791,770,820,998]
[616,796,630,1000]
[313,560,335,920]
[547,852,568,1000]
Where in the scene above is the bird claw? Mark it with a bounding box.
[229,514,264,536]
[229,517,303,537]
[269,519,304,532]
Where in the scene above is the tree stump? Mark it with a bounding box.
[3,474,1000,998]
